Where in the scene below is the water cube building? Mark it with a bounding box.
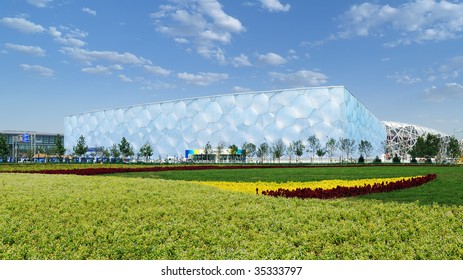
[64,86,387,160]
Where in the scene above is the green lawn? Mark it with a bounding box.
[0,165,462,259]
[110,165,463,206]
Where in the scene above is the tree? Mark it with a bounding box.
[358,140,373,162]
[307,135,320,163]
[242,142,256,162]
[446,136,462,162]
[54,134,66,162]
[410,136,425,160]
[102,147,110,159]
[287,142,294,163]
[73,135,88,159]
[118,137,133,159]
[216,141,225,162]
[256,142,269,163]
[338,138,355,162]
[139,142,154,162]
[271,139,286,163]
[292,140,305,163]
[109,144,121,161]
[424,133,440,160]
[411,134,440,162]
[204,141,213,162]
[0,134,9,161]
[229,144,239,162]
[325,138,337,163]
[316,148,326,162]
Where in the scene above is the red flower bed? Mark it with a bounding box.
[18,164,296,176]
[261,174,437,199]
[5,164,453,176]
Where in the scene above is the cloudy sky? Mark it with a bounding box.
[1,0,462,136]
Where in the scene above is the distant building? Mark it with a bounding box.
[383,121,449,161]
[0,130,64,161]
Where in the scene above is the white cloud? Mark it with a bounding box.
[111,64,123,71]
[177,72,229,86]
[27,0,52,8]
[136,77,177,91]
[423,83,463,102]
[258,0,290,12]
[339,0,463,45]
[258,52,287,65]
[233,86,251,92]
[231,54,252,67]
[20,64,54,77]
[81,65,112,75]
[83,64,122,74]
[4,43,46,56]
[82,7,96,16]
[388,73,421,85]
[151,0,245,62]
[438,56,463,80]
[174,38,189,44]
[144,65,171,76]
[0,17,45,33]
[118,74,133,83]
[49,26,87,47]
[269,70,328,87]
[60,47,150,65]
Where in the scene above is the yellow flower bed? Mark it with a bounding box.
[195,177,416,194]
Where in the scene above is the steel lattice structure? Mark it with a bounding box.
[383,121,448,159]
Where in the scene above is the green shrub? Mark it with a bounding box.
[373,156,382,163]
[358,155,365,163]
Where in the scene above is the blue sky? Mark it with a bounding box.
[1,0,462,136]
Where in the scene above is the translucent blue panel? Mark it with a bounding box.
[172,101,187,119]
[204,102,222,123]
[242,106,259,126]
[251,93,269,114]
[275,107,296,129]
[308,88,330,109]
[291,94,312,118]
[217,95,236,114]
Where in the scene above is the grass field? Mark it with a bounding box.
[0,164,462,259]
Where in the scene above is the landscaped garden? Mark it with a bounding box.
[0,164,462,259]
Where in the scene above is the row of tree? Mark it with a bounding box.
[409,134,462,163]
[2,132,460,164]
[69,135,375,163]
[73,135,155,162]
[67,133,462,164]
[200,137,376,163]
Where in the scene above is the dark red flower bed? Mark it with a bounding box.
[4,164,454,176]
[16,164,301,176]
[261,174,437,199]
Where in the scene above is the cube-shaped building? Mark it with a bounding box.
[64,86,386,160]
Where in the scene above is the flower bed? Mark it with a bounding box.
[261,174,437,199]
[1,163,456,176]
[197,177,416,194]
[197,174,437,199]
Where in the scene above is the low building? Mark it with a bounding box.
[0,130,64,162]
